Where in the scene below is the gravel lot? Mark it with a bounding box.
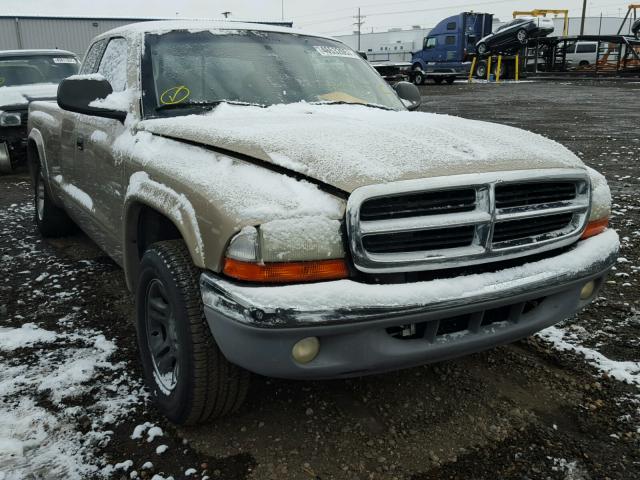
[1,80,639,480]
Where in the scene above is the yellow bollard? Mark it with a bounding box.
[487,56,492,81]
[496,55,502,83]
[468,57,477,83]
[515,54,520,81]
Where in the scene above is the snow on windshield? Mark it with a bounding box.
[142,30,403,114]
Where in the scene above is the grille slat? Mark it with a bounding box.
[493,213,574,243]
[495,182,576,208]
[361,189,476,221]
[363,226,475,253]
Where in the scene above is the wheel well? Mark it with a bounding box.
[26,139,40,184]
[412,62,423,71]
[125,204,183,290]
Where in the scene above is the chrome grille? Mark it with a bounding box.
[346,169,591,273]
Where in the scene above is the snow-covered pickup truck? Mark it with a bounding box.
[27,20,619,424]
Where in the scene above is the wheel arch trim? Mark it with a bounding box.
[124,172,206,291]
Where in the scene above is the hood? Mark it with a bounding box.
[0,83,58,108]
[139,102,585,193]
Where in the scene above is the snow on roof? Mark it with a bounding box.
[99,19,329,41]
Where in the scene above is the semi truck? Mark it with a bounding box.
[411,12,493,84]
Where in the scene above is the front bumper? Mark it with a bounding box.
[201,231,618,379]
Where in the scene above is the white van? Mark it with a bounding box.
[564,41,598,67]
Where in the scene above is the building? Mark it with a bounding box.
[336,16,638,62]
[0,15,293,57]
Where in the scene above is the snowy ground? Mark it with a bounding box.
[1,80,639,479]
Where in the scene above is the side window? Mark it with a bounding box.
[445,36,456,45]
[424,37,437,49]
[447,22,456,30]
[79,39,107,74]
[577,44,596,53]
[98,37,128,92]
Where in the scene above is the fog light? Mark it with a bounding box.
[580,280,596,300]
[292,337,320,364]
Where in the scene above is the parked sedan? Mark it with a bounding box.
[476,17,555,56]
[0,49,79,173]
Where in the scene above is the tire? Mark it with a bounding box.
[517,29,529,45]
[476,42,488,56]
[476,61,488,79]
[34,164,75,237]
[579,60,589,67]
[413,71,425,86]
[136,240,250,424]
[445,77,455,85]
[433,77,443,85]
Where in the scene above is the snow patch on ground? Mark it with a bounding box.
[538,326,640,386]
[0,324,57,351]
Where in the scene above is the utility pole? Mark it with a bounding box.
[353,8,366,51]
[221,11,231,19]
[281,0,284,21]
[580,0,587,35]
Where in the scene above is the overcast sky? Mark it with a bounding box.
[3,0,633,35]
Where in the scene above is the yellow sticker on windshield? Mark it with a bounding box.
[160,85,190,105]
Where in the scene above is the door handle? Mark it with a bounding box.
[76,135,84,151]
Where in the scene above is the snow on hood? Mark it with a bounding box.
[0,83,58,108]
[139,103,586,193]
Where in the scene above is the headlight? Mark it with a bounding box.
[0,111,22,127]
[223,217,348,283]
[582,166,611,239]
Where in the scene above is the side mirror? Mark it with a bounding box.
[393,81,421,111]
[57,76,127,122]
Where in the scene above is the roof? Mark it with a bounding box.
[0,49,77,57]
[96,19,323,41]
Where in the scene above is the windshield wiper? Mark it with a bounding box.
[309,100,394,111]
[155,100,263,111]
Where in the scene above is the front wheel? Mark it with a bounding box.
[476,42,488,56]
[445,77,455,85]
[413,71,425,85]
[136,240,250,424]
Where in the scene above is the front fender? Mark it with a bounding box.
[27,128,60,203]
[123,171,206,290]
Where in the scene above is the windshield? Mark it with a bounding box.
[0,55,79,87]
[141,30,405,118]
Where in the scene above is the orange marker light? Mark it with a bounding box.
[581,218,609,240]
[223,258,349,283]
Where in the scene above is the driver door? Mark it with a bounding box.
[74,37,129,262]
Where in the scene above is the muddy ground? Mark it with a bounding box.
[1,80,639,480]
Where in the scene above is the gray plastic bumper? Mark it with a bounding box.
[200,233,618,379]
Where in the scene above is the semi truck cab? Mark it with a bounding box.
[411,12,493,84]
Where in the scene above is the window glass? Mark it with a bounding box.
[98,37,128,91]
[80,39,106,74]
[0,55,79,86]
[142,30,404,116]
[576,44,597,53]
[445,36,456,45]
[425,37,437,49]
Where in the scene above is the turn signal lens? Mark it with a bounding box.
[223,258,349,283]
[581,218,609,240]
